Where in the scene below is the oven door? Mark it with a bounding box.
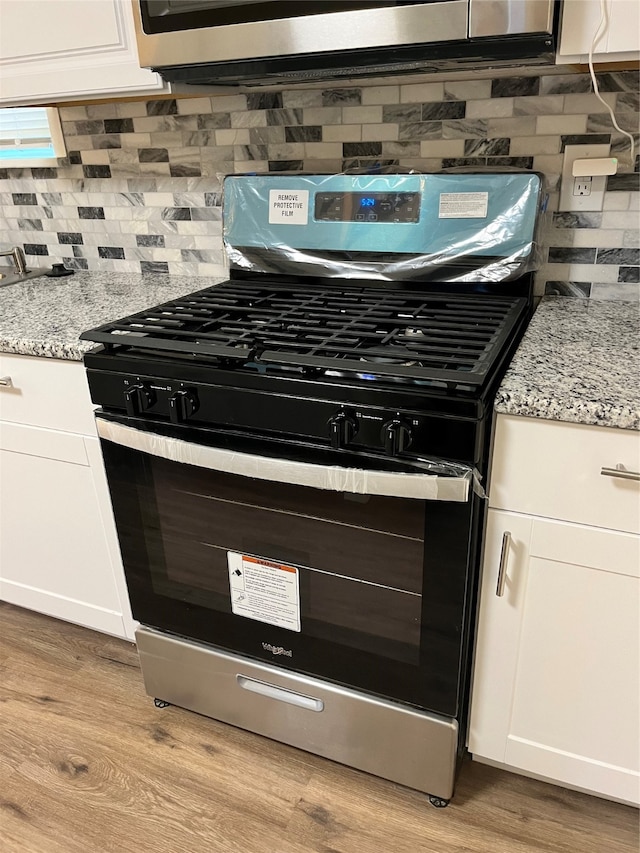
[97,413,481,718]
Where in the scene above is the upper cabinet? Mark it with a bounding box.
[0,0,167,106]
[557,0,640,64]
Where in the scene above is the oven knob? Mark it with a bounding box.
[124,383,155,417]
[382,419,412,456]
[169,389,199,424]
[328,412,358,450]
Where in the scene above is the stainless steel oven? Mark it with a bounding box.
[133,0,557,86]
[82,171,542,804]
[95,414,478,799]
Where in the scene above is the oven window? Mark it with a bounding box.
[141,1,427,34]
[141,456,425,665]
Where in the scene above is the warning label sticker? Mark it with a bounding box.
[268,189,309,225]
[228,552,301,632]
[438,191,489,219]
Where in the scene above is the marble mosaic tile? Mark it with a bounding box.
[591,282,640,301]
[303,107,342,125]
[492,77,539,98]
[619,266,640,282]
[282,89,323,108]
[323,125,362,142]
[466,98,514,119]
[441,119,487,139]
[285,126,322,142]
[607,173,640,192]
[422,102,465,120]
[231,110,267,129]
[147,100,178,116]
[571,230,626,250]
[399,122,441,141]
[23,243,48,255]
[361,124,399,142]
[342,106,383,124]
[464,138,510,156]
[323,88,361,105]
[548,247,597,264]
[400,83,444,103]
[597,248,639,265]
[361,86,400,105]
[382,104,422,123]
[267,158,302,172]
[545,280,592,297]
[513,95,564,115]
[197,114,232,129]
[444,80,492,101]
[0,68,637,291]
[553,212,602,229]
[177,97,214,116]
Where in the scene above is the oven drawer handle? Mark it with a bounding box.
[601,464,640,482]
[237,675,324,712]
[495,531,511,597]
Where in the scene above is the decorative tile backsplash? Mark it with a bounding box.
[0,68,638,298]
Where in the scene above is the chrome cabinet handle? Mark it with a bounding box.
[0,376,13,387]
[496,531,511,597]
[601,464,640,482]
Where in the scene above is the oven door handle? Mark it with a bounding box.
[96,417,475,502]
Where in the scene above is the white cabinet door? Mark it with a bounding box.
[470,509,640,805]
[557,0,640,64]
[0,0,166,105]
[0,420,129,639]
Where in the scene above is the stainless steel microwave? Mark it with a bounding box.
[133,0,557,87]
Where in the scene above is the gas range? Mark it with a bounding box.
[82,274,532,470]
[79,171,544,804]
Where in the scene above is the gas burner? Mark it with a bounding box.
[402,328,428,340]
[359,346,422,367]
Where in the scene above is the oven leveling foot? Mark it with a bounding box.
[153,698,171,709]
[428,795,449,808]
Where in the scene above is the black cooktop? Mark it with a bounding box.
[81,278,530,391]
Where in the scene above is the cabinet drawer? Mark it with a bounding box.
[489,416,640,534]
[0,353,96,436]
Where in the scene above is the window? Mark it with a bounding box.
[0,106,66,167]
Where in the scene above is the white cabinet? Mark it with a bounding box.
[469,415,640,805]
[0,0,166,106]
[0,353,135,641]
[557,0,640,65]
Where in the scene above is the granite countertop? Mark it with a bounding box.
[0,271,225,361]
[495,297,640,431]
[2,275,638,431]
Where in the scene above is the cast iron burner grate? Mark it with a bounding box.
[81,279,527,389]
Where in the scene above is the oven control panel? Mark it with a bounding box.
[314,192,420,223]
[87,369,479,465]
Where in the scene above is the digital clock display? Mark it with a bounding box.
[314,191,420,223]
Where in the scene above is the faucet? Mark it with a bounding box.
[0,246,28,275]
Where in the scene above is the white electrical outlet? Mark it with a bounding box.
[573,177,592,196]
[559,144,610,212]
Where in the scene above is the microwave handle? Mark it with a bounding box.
[96,416,473,503]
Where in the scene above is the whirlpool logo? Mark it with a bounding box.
[262,642,292,657]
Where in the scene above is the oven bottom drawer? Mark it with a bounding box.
[136,626,458,800]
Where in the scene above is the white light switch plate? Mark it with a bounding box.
[559,144,610,212]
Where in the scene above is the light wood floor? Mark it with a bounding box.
[0,602,637,853]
